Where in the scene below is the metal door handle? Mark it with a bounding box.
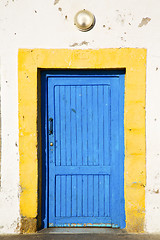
[49,118,53,135]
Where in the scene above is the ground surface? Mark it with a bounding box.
[0,233,160,240]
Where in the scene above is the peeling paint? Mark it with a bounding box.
[138,17,151,27]
[148,189,160,194]
[71,108,76,113]
[54,0,60,5]
[154,189,159,194]
[5,0,15,7]
[70,41,89,47]
[20,218,37,233]
[117,14,125,24]
[132,182,145,188]
[121,37,126,42]
[15,219,20,233]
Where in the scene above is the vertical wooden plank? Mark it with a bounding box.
[94,175,99,217]
[60,86,66,166]
[56,176,61,217]
[82,87,87,166]
[88,175,93,216]
[66,175,71,217]
[72,175,77,216]
[98,86,104,166]
[71,86,76,166]
[55,86,61,166]
[61,176,66,217]
[76,86,82,166]
[99,175,104,216]
[65,87,71,166]
[77,175,82,216]
[93,86,98,166]
[103,86,110,166]
[104,175,110,217]
[83,175,88,216]
[87,87,93,166]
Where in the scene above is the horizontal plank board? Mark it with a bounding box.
[54,217,111,224]
[55,166,111,175]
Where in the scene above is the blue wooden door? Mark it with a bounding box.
[44,71,125,228]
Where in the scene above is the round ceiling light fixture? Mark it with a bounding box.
[74,9,95,32]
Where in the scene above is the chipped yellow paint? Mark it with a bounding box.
[18,48,146,233]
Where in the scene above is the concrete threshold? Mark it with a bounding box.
[39,227,126,234]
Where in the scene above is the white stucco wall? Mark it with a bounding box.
[0,0,160,233]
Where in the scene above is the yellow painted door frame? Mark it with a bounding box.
[18,48,146,233]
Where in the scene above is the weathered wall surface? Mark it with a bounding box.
[0,0,160,233]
